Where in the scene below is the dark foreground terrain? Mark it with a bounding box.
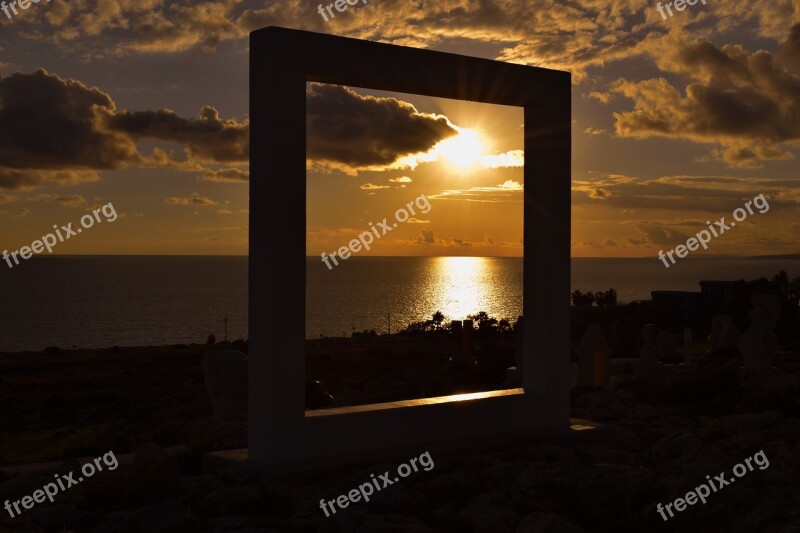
[1,341,800,532]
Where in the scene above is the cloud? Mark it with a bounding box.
[407,218,430,224]
[584,127,608,136]
[586,91,612,104]
[108,105,248,163]
[780,23,800,65]
[418,230,434,244]
[7,0,797,96]
[572,173,796,212]
[705,145,795,169]
[589,187,613,199]
[201,168,249,183]
[122,1,243,54]
[0,207,29,217]
[360,183,391,190]
[26,193,87,207]
[9,0,648,79]
[31,0,243,54]
[632,225,691,246]
[0,168,100,191]
[165,193,218,206]
[389,176,412,183]
[430,180,523,202]
[0,70,248,189]
[613,37,800,167]
[306,83,457,170]
[480,150,524,168]
[0,70,139,179]
[0,194,17,203]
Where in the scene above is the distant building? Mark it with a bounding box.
[651,280,737,327]
[651,291,702,326]
[699,280,737,309]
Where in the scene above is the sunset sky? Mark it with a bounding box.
[306,83,524,256]
[1,0,799,257]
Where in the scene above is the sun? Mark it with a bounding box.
[435,127,485,172]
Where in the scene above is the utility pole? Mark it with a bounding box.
[224,315,228,344]
[387,313,391,336]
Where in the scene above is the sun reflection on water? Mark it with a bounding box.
[431,256,492,320]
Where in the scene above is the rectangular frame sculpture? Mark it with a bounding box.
[249,26,571,468]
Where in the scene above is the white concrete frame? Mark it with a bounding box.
[249,27,571,468]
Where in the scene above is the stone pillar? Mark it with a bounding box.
[451,320,463,360]
[515,315,524,376]
[576,323,610,388]
[638,324,659,378]
[462,319,474,360]
[683,328,693,365]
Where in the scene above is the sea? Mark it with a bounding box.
[1,255,798,352]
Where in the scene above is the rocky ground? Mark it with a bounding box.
[1,345,800,532]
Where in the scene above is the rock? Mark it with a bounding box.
[30,504,87,529]
[725,430,765,453]
[201,349,248,420]
[576,323,611,388]
[773,451,800,476]
[516,512,586,533]
[683,328,694,364]
[184,417,247,450]
[638,324,660,378]
[0,475,51,501]
[751,293,781,331]
[634,404,657,419]
[597,424,641,451]
[133,441,170,469]
[460,490,521,533]
[96,501,195,532]
[195,485,264,516]
[708,314,732,350]
[210,516,276,532]
[739,309,777,371]
[718,323,741,351]
[652,431,703,460]
[656,330,677,362]
[722,412,783,435]
[178,474,222,502]
[356,514,433,533]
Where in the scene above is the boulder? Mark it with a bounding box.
[201,350,248,420]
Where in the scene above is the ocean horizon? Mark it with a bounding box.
[1,255,797,352]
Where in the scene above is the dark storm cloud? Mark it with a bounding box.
[108,106,248,163]
[0,70,139,171]
[780,23,800,65]
[614,37,800,166]
[0,70,248,189]
[306,83,457,168]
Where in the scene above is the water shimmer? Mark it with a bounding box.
[1,256,796,351]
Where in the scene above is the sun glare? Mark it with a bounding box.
[435,128,485,172]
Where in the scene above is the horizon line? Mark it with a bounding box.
[12,253,798,259]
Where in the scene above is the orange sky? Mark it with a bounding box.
[1,1,799,257]
[306,83,524,257]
